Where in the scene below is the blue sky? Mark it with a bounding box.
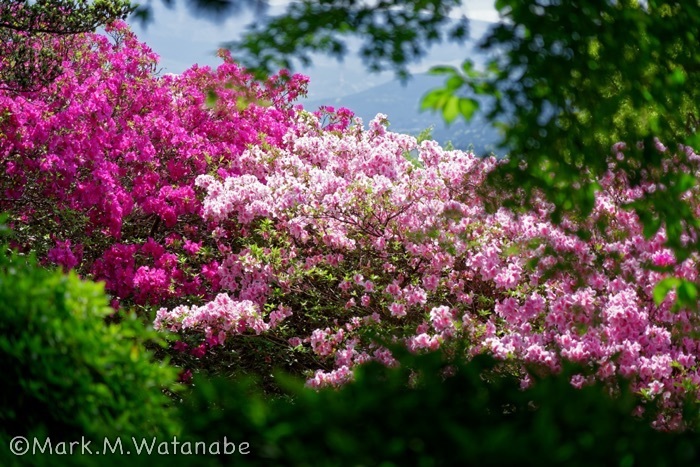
[126,1,499,99]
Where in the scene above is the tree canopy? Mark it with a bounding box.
[0,0,133,91]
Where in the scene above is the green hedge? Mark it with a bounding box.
[176,350,700,466]
[0,217,180,466]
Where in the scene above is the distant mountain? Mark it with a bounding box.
[298,19,507,156]
[128,8,505,154]
[299,19,498,102]
[301,73,505,156]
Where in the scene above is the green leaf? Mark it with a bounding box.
[685,134,700,149]
[461,59,475,75]
[420,88,445,110]
[668,67,686,85]
[677,280,698,308]
[495,0,509,11]
[674,173,695,193]
[642,219,661,239]
[428,65,457,76]
[445,75,464,91]
[458,97,478,122]
[443,95,460,124]
[653,277,681,305]
[205,89,218,109]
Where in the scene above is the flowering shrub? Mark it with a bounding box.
[4,21,700,430]
[0,21,307,311]
[153,109,700,428]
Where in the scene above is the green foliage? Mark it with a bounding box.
[1,0,133,33]
[176,349,700,466]
[414,125,435,144]
[0,0,133,91]
[456,1,700,310]
[421,61,481,124]
[224,0,468,80]
[0,217,180,450]
[471,1,700,252]
[654,277,700,312]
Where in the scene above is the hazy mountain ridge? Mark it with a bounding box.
[299,19,498,102]
[301,73,504,156]
[128,10,504,154]
[299,19,505,155]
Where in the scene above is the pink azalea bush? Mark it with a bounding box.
[153,109,700,429]
[0,21,307,310]
[4,21,700,430]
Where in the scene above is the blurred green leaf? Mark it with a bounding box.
[458,97,478,121]
[677,280,699,309]
[428,65,458,76]
[653,277,681,305]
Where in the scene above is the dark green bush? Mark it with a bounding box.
[0,217,181,466]
[177,349,700,467]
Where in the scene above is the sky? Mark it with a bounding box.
[126,0,500,99]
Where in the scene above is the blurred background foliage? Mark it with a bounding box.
[0,0,133,91]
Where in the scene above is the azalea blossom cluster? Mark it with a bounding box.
[0,21,307,308]
[152,107,700,428]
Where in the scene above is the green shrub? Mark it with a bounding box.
[0,217,181,465]
[178,349,700,466]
